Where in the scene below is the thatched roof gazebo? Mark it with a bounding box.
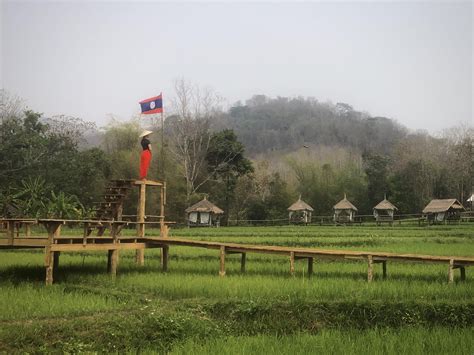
[373,195,398,225]
[333,194,358,223]
[288,196,314,224]
[467,194,474,211]
[422,199,465,224]
[185,197,224,227]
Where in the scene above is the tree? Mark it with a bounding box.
[363,153,391,207]
[206,129,253,224]
[0,103,110,210]
[441,124,473,203]
[0,90,24,122]
[167,79,223,204]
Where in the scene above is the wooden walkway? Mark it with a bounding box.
[1,219,473,284]
[146,237,474,282]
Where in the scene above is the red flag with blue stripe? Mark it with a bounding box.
[139,94,163,114]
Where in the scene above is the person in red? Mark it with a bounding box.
[139,130,153,179]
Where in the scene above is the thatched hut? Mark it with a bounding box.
[185,197,224,227]
[333,194,358,223]
[373,196,398,225]
[288,196,314,224]
[422,199,465,224]
[467,194,474,211]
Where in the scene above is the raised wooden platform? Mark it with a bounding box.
[1,218,473,285]
[146,237,474,281]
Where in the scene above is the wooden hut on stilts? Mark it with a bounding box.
[467,194,474,211]
[422,199,465,225]
[185,197,224,227]
[373,194,398,226]
[287,196,314,225]
[333,194,358,224]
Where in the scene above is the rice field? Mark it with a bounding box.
[0,224,473,353]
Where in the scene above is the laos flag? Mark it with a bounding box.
[139,94,163,114]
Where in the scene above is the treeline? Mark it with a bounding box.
[0,87,472,223]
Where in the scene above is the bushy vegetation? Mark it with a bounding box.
[0,87,472,221]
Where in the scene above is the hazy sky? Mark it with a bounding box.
[1,1,472,133]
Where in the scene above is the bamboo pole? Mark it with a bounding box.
[160,185,166,238]
[161,101,165,179]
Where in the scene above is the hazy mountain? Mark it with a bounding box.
[219,95,408,157]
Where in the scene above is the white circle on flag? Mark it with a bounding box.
[150,101,156,109]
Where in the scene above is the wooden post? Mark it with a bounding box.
[136,248,145,266]
[136,183,146,265]
[160,184,166,237]
[382,261,387,280]
[448,259,454,283]
[53,251,60,273]
[137,183,146,237]
[107,250,112,272]
[290,252,295,276]
[307,257,313,277]
[45,222,62,244]
[25,224,31,237]
[161,245,169,272]
[45,248,54,286]
[367,255,373,282]
[42,220,64,285]
[6,221,14,245]
[219,246,226,276]
[107,249,118,278]
[240,253,246,273]
[82,222,89,246]
[460,266,466,281]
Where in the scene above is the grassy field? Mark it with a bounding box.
[0,224,473,353]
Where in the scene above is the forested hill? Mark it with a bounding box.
[219,95,408,156]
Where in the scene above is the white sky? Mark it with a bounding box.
[1,1,473,133]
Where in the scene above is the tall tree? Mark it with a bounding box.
[206,129,253,224]
[167,79,223,204]
[363,153,391,207]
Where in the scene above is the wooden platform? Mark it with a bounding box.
[146,237,474,281]
[1,218,473,285]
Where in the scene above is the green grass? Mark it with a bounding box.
[0,224,473,353]
[170,328,474,355]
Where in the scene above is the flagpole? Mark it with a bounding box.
[161,92,165,180]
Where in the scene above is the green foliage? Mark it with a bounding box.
[45,191,83,219]
[363,153,391,207]
[0,92,471,221]
[13,177,49,217]
[286,148,369,214]
[0,108,110,212]
[0,177,84,218]
[206,129,253,224]
[206,129,253,178]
